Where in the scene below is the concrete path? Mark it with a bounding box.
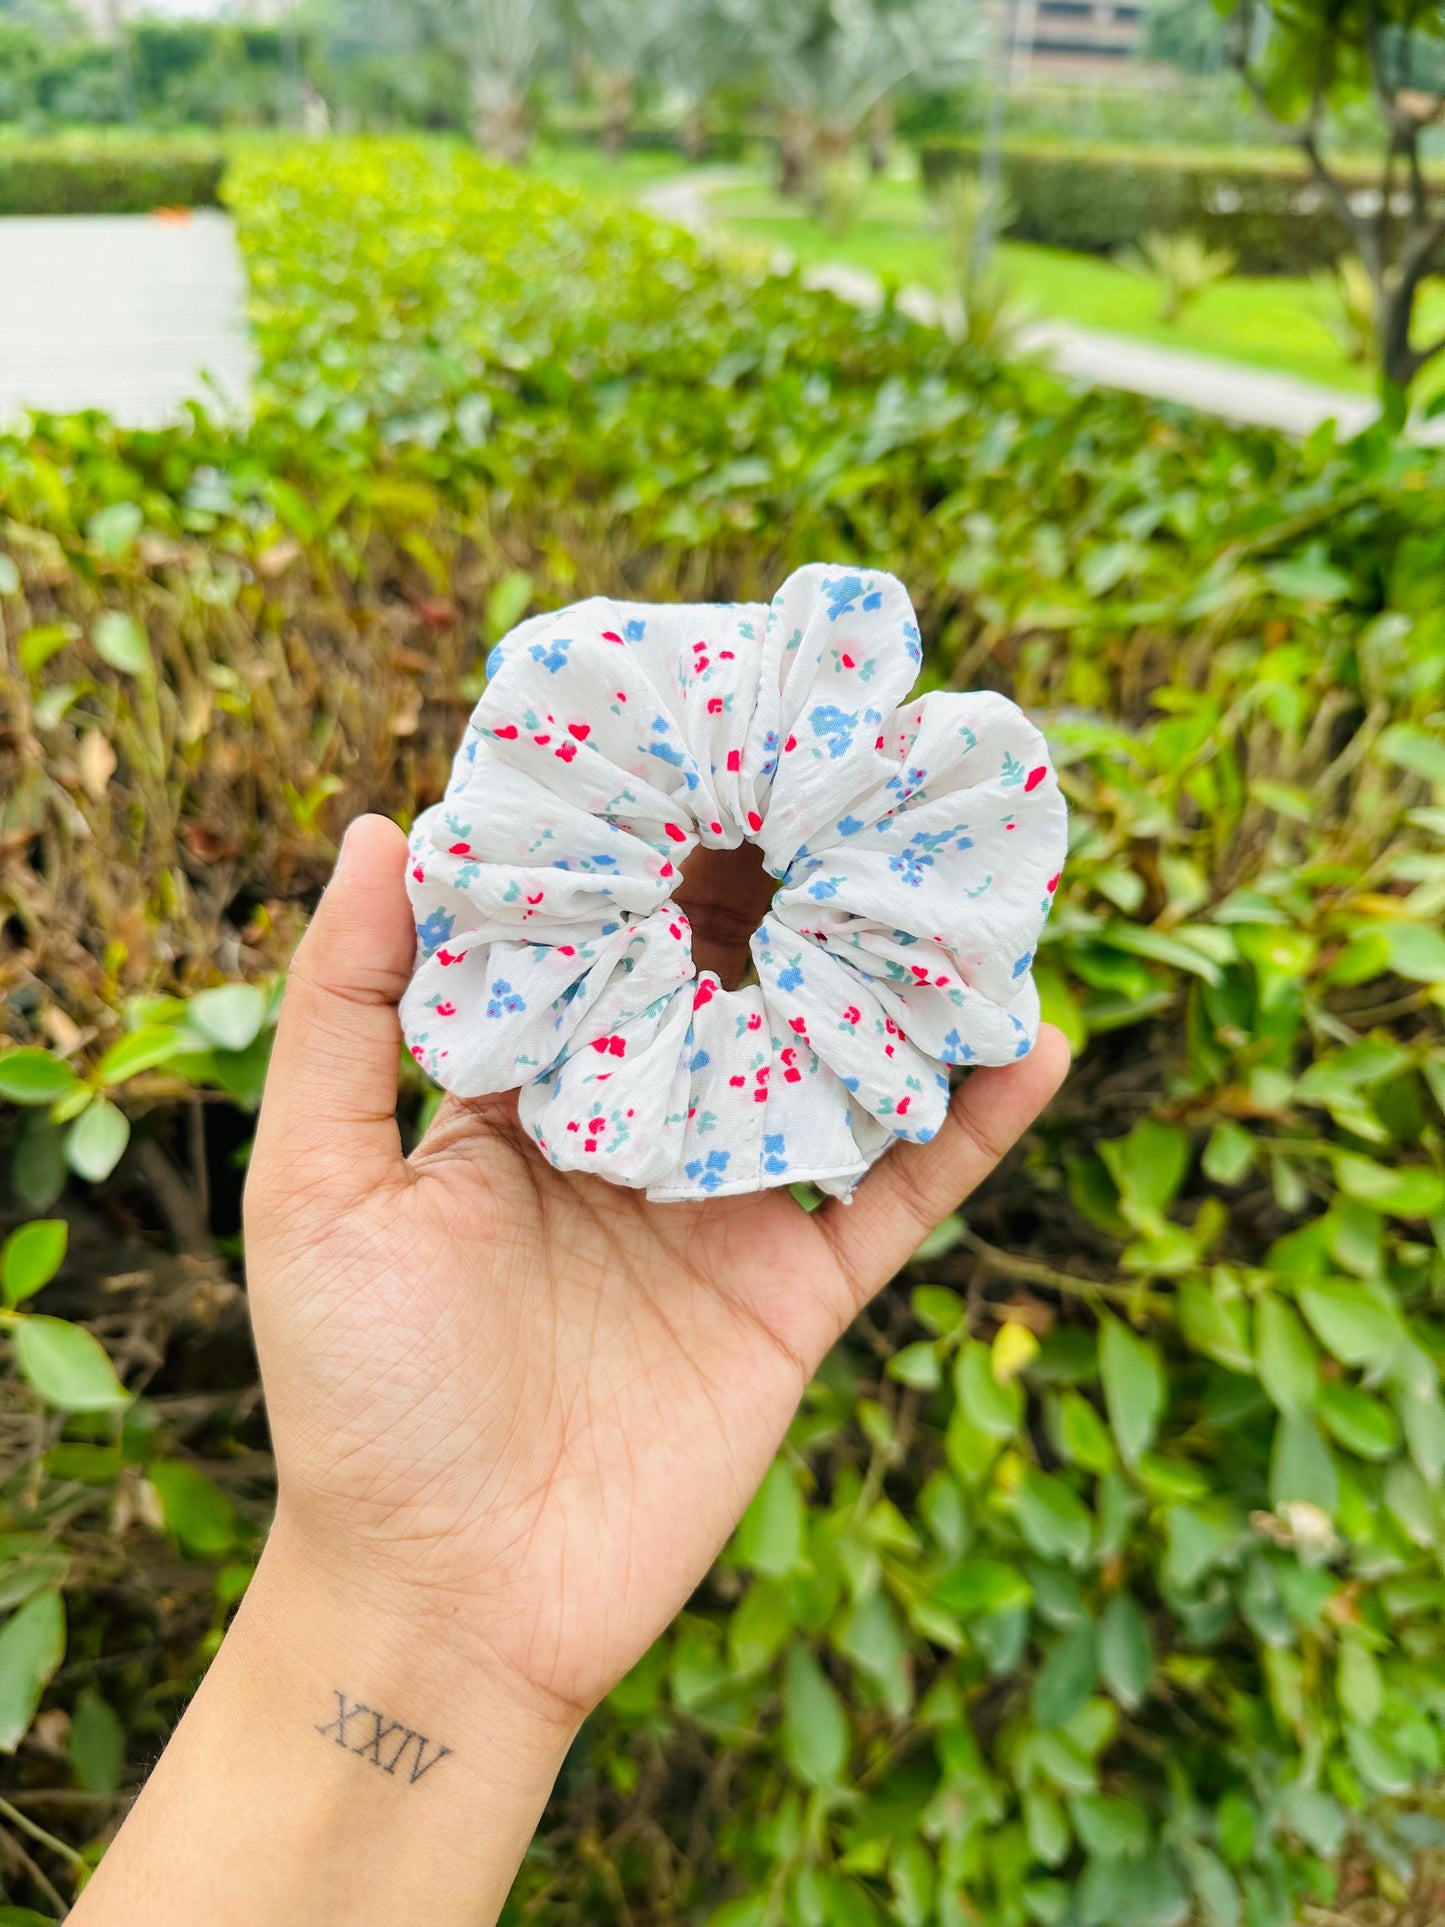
[0,211,253,427]
[642,173,1434,444]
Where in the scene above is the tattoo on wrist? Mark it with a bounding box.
[316,1689,453,1785]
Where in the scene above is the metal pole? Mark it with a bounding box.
[970,0,1020,283]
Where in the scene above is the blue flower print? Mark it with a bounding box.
[940,1028,976,1065]
[624,618,646,642]
[689,1049,711,1072]
[1011,1015,1031,1059]
[762,1133,789,1175]
[822,573,865,621]
[902,620,922,664]
[486,977,526,1019]
[809,704,859,760]
[485,642,505,679]
[837,814,865,837]
[1011,949,1035,980]
[777,955,806,992]
[529,636,572,674]
[806,876,843,903]
[415,907,455,957]
[685,1148,732,1194]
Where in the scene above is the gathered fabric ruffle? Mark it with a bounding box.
[402,564,1067,1201]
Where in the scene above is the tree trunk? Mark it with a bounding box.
[777,104,813,200]
[600,71,634,159]
[1378,271,1424,390]
[866,98,892,176]
[682,97,709,162]
[472,90,531,166]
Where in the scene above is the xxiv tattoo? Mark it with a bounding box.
[316,1689,453,1784]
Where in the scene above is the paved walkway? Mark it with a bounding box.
[642,173,1437,444]
[0,211,253,427]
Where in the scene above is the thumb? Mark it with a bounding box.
[251,813,415,1203]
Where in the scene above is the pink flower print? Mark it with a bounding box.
[728,750,742,772]
[569,722,590,740]
[1025,765,1048,792]
[590,1034,627,1058]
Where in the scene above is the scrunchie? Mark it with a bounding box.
[401,565,1066,1201]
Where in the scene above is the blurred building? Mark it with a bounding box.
[1004,0,1151,83]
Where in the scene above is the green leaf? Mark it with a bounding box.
[782,1647,848,1787]
[726,1579,793,1677]
[956,1339,1023,1439]
[1333,1151,1444,1218]
[0,1048,83,1106]
[147,1459,241,1558]
[887,1341,941,1390]
[1298,1278,1404,1366]
[70,1687,124,1793]
[1378,723,1445,789]
[1032,1621,1096,1727]
[1270,1414,1338,1517]
[1099,1118,1190,1223]
[1098,1590,1153,1710]
[484,568,535,644]
[1337,1638,1383,1727]
[0,1590,65,1752]
[1317,1383,1400,1461]
[1254,1296,1317,1415]
[18,623,77,678]
[188,983,269,1053]
[1016,1469,1092,1567]
[734,1461,804,1578]
[86,501,144,557]
[1070,1792,1149,1859]
[96,1024,186,1086]
[1202,1120,1254,1186]
[1079,1847,1189,1927]
[11,1316,129,1412]
[93,609,151,675]
[1055,1390,1116,1474]
[1099,1318,1164,1465]
[65,1098,130,1183]
[934,1560,1032,1619]
[1184,1846,1241,1927]
[1,1220,67,1306]
[911,1284,964,1336]
[1025,1787,1071,1868]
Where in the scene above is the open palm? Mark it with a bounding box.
[244,816,1069,1726]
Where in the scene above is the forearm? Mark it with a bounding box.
[71,1517,578,1926]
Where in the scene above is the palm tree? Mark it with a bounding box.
[723,0,986,197]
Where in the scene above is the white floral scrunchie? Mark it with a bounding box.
[401,564,1067,1201]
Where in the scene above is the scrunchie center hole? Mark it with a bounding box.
[675,841,778,991]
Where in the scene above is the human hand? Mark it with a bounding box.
[243,814,1071,1730]
[71,813,1068,1927]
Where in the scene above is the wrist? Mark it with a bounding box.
[248,1506,584,1773]
[74,1510,579,1927]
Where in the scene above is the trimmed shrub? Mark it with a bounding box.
[917,135,1445,275]
[2,142,1445,1923]
[0,139,225,215]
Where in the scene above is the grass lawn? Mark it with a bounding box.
[710,175,1445,406]
[531,141,685,198]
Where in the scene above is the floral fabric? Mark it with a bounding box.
[402,564,1067,1201]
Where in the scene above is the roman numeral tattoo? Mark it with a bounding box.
[316,1690,453,1785]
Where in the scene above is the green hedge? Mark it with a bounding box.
[3,141,1445,1924]
[917,135,1445,275]
[0,140,225,215]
